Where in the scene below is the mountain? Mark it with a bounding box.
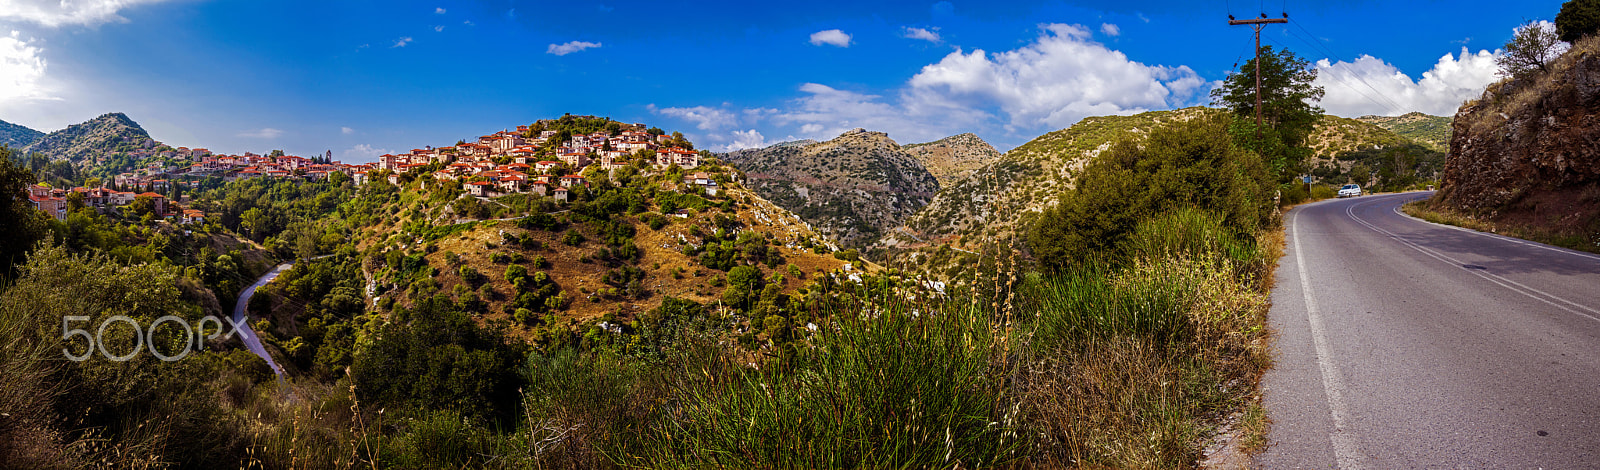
[1434,36,1600,243]
[0,118,44,149]
[901,133,1003,187]
[1355,112,1453,152]
[721,128,941,249]
[1305,115,1445,191]
[22,112,157,163]
[886,107,1218,252]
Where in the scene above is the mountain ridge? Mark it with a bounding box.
[22,112,158,164]
[0,118,44,149]
[721,128,940,249]
[901,133,1003,188]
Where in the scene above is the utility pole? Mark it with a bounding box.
[1229,14,1288,137]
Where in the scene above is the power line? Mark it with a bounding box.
[1261,34,1401,115]
[1284,21,1411,114]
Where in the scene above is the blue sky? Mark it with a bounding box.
[0,0,1567,161]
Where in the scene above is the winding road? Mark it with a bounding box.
[1261,192,1600,467]
[233,262,291,377]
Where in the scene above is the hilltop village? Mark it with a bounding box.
[369,121,713,200]
[24,117,719,223]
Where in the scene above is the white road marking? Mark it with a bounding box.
[1388,193,1600,263]
[1346,197,1600,323]
[1291,207,1367,470]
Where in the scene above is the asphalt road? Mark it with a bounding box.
[233,262,291,377]
[1260,192,1600,468]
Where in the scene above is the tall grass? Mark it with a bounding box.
[651,297,1025,468]
[1017,256,1269,467]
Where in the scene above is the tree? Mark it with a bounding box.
[1027,114,1271,270]
[1210,45,1324,181]
[128,194,157,218]
[0,149,45,274]
[1499,20,1570,78]
[1557,0,1600,42]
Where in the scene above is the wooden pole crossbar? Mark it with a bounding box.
[1229,16,1288,138]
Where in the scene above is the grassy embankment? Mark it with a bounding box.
[1403,198,1600,255]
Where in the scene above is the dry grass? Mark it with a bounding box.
[1404,200,1600,255]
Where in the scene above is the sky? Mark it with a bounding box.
[0,0,1568,161]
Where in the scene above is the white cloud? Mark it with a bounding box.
[0,31,54,104]
[546,40,600,56]
[905,23,1204,130]
[770,83,971,143]
[342,144,393,163]
[650,104,737,130]
[1315,48,1500,117]
[434,25,445,32]
[903,27,940,43]
[463,20,474,26]
[723,130,768,152]
[1100,23,1120,36]
[341,127,355,135]
[392,36,413,48]
[0,0,171,27]
[434,7,446,14]
[809,29,851,47]
[238,128,283,139]
[678,23,1214,150]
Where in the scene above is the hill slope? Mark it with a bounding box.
[22,112,157,164]
[721,129,940,249]
[1356,112,1453,152]
[0,118,44,149]
[889,107,1218,252]
[901,133,1003,187]
[1305,115,1445,190]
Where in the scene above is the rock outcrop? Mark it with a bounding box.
[721,129,940,249]
[1437,37,1600,214]
[901,133,1002,188]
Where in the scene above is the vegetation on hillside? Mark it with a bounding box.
[2,103,1293,469]
[1306,115,1445,192]
[1356,112,1453,152]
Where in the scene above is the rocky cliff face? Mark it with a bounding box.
[1437,37,1600,215]
[721,129,940,249]
[902,133,1002,188]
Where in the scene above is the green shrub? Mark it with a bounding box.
[1028,114,1272,270]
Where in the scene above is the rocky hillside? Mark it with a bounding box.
[22,112,157,164]
[0,118,44,149]
[721,129,940,249]
[1306,115,1445,190]
[901,133,1003,187]
[1357,112,1453,152]
[1435,35,1600,241]
[885,107,1217,252]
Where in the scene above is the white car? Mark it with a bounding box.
[1338,184,1362,198]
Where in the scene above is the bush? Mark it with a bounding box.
[505,264,528,282]
[832,249,860,262]
[1028,114,1271,270]
[352,297,526,426]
